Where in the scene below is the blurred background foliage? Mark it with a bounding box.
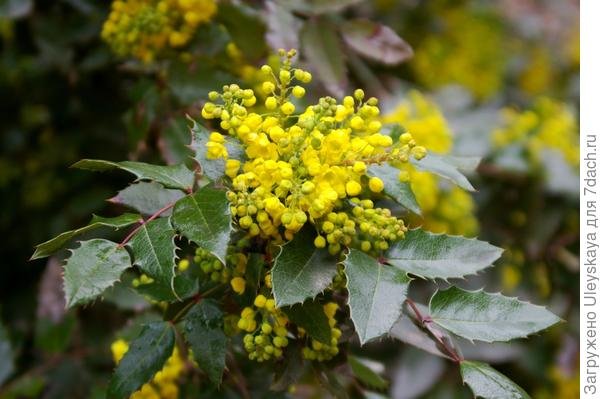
[0,0,579,397]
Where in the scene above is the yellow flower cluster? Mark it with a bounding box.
[383,91,478,236]
[101,0,217,63]
[492,97,579,168]
[412,7,507,100]
[192,247,248,294]
[238,294,290,362]
[202,50,425,252]
[301,302,341,362]
[111,339,184,399]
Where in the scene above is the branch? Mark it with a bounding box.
[118,201,177,247]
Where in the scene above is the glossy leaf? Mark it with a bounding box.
[410,152,479,192]
[460,361,531,399]
[271,227,338,307]
[72,159,194,191]
[386,229,503,280]
[171,187,232,264]
[109,182,184,217]
[31,213,141,260]
[341,19,413,65]
[301,17,347,98]
[348,356,388,390]
[283,300,331,344]
[189,119,243,181]
[368,164,420,214]
[184,300,227,385]
[129,218,178,299]
[344,249,411,344]
[63,239,132,307]
[107,322,175,399]
[430,287,561,343]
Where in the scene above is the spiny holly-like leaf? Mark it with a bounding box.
[411,152,480,192]
[368,164,420,215]
[283,299,331,344]
[31,213,141,260]
[271,227,338,307]
[301,17,347,98]
[63,239,132,308]
[429,287,561,343]
[386,229,503,280]
[107,322,175,399]
[460,361,531,399]
[171,187,232,264]
[348,356,388,390]
[129,218,179,299]
[341,19,413,65]
[184,300,227,385]
[72,159,194,191]
[344,249,411,344]
[109,182,184,217]
[189,119,243,181]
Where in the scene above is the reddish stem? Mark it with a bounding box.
[118,201,176,247]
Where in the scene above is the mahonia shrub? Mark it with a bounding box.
[32,51,561,399]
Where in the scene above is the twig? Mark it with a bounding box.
[118,201,176,247]
[406,298,463,363]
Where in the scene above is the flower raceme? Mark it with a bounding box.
[101,0,217,62]
[202,50,426,254]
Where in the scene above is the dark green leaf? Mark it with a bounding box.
[283,299,331,344]
[107,322,175,399]
[341,19,412,65]
[460,361,530,399]
[189,119,243,181]
[271,342,305,391]
[430,287,561,343]
[63,239,132,307]
[72,159,194,191]
[109,182,184,217]
[129,218,179,299]
[168,62,235,105]
[0,321,15,385]
[32,213,141,260]
[386,229,503,280]
[171,187,232,264]
[134,274,198,302]
[368,164,420,214]
[301,17,348,98]
[160,118,194,165]
[184,300,227,385]
[271,227,338,307]
[410,152,479,191]
[344,249,411,344]
[348,356,388,389]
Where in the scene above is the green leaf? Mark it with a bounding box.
[168,62,235,105]
[341,19,412,65]
[216,3,266,60]
[271,227,338,307]
[31,213,141,260]
[160,118,194,165]
[348,356,388,390]
[107,322,175,399]
[265,0,301,51]
[277,0,364,14]
[171,187,232,264]
[410,152,480,192]
[429,287,561,343]
[72,159,194,191]
[184,300,227,385]
[129,218,179,299]
[109,182,184,217]
[386,229,503,280]
[63,239,132,307]
[460,361,530,399]
[189,119,243,182]
[0,321,15,386]
[134,275,198,302]
[344,249,411,344]
[283,299,331,344]
[368,164,420,214]
[301,17,348,98]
